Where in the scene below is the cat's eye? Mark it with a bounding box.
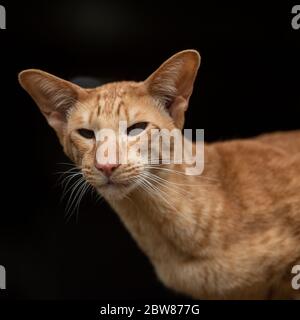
[77,128,95,139]
[127,122,148,136]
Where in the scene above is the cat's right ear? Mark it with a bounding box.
[18,69,87,140]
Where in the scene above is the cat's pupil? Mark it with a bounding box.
[77,128,95,139]
[127,122,148,136]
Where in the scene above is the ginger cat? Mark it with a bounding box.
[18,50,300,299]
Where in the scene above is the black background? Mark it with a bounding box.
[0,1,299,299]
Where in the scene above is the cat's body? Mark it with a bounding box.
[18,50,300,299]
[112,130,300,299]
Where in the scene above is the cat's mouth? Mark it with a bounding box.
[102,180,131,188]
[97,177,133,190]
[96,179,136,201]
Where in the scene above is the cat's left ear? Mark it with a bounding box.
[144,50,201,129]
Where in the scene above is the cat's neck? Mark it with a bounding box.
[108,147,223,261]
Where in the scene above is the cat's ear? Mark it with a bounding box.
[144,50,200,129]
[18,69,86,140]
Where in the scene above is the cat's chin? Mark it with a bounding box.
[96,182,136,201]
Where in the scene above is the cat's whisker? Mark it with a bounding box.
[65,178,87,222]
[60,173,84,200]
[142,175,190,205]
[55,168,79,177]
[143,172,185,194]
[142,170,192,190]
[55,167,79,174]
[145,164,219,182]
[137,175,181,215]
[144,169,209,188]
[55,162,82,188]
[54,169,80,190]
[57,162,79,167]
[141,171,188,197]
[138,173,198,225]
[73,182,88,221]
[59,171,82,187]
[145,171,193,186]
[74,182,93,224]
[64,176,85,210]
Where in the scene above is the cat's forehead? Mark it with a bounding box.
[95,81,143,110]
[73,81,150,127]
[96,82,129,99]
[96,82,129,116]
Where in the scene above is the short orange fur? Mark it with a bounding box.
[19,50,300,299]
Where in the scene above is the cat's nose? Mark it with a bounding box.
[95,163,120,177]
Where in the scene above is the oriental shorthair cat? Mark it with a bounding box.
[19,50,300,299]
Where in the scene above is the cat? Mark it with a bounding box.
[18,50,300,299]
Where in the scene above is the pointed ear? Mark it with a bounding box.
[18,69,86,140]
[144,50,200,129]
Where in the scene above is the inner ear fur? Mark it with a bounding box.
[18,69,87,139]
[144,50,201,129]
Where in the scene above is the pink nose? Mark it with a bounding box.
[95,163,120,177]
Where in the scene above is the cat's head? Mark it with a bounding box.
[18,50,200,200]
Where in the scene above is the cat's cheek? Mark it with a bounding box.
[62,141,80,165]
[62,139,76,163]
[82,153,96,173]
[66,135,94,164]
